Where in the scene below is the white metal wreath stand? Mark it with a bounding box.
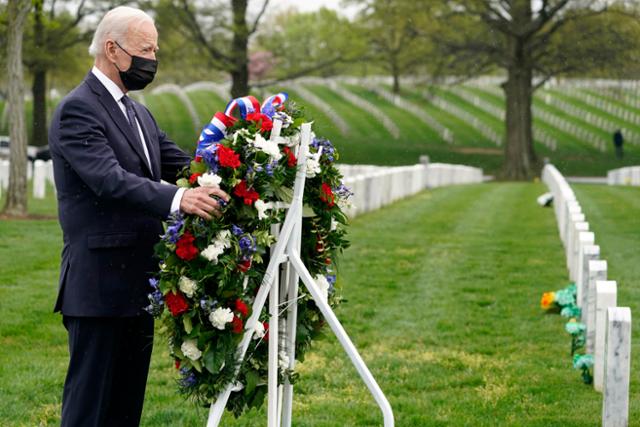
[207,122,394,427]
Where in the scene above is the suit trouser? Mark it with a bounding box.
[61,314,154,427]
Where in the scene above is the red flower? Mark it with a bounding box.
[237,259,252,272]
[175,231,199,261]
[319,183,335,207]
[235,298,249,318]
[189,173,202,185]
[165,291,189,317]
[246,112,273,133]
[283,146,296,167]
[325,257,332,265]
[233,180,260,206]
[232,315,244,334]
[263,321,269,342]
[217,144,241,169]
[175,360,181,370]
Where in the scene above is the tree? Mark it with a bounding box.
[3,0,31,217]
[153,0,270,97]
[431,0,637,180]
[254,8,365,84]
[433,0,640,180]
[24,0,108,147]
[348,0,435,93]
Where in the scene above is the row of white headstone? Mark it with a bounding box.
[558,88,640,128]
[533,103,606,152]
[542,164,631,427]
[541,91,640,145]
[468,83,603,151]
[424,92,502,146]
[340,157,483,218]
[448,86,558,151]
[0,159,54,199]
[607,166,640,186]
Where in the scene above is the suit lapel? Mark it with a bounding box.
[133,102,161,180]
[84,73,154,178]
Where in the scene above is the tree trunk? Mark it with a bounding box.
[4,0,31,217]
[503,64,537,180]
[32,70,48,147]
[502,1,538,180]
[31,0,48,147]
[392,69,400,94]
[230,0,249,98]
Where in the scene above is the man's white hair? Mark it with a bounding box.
[88,6,154,57]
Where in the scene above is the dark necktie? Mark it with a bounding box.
[120,95,152,174]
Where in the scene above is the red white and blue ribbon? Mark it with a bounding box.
[195,111,235,159]
[224,95,261,119]
[195,93,288,159]
[261,92,288,112]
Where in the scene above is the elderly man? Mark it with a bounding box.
[49,6,227,426]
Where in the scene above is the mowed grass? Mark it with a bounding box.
[1,182,639,426]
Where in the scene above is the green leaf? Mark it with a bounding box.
[302,204,316,217]
[190,160,207,174]
[183,316,193,334]
[274,186,294,203]
[176,178,190,188]
[191,359,203,373]
[245,370,260,396]
[203,347,224,374]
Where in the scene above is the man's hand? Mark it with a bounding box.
[180,187,230,220]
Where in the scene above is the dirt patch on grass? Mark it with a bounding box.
[0,213,57,221]
[452,147,503,155]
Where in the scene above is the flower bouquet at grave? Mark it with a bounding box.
[145,94,353,416]
[540,283,580,317]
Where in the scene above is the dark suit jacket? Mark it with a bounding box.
[49,71,191,317]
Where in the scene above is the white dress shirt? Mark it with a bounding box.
[91,66,184,213]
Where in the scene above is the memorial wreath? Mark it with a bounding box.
[145,93,353,416]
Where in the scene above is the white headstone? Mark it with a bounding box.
[33,159,46,199]
[602,307,631,427]
[576,236,596,308]
[586,260,608,354]
[569,221,589,280]
[594,281,617,392]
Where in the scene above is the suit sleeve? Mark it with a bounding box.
[56,98,178,218]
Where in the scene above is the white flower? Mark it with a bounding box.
[181,339,202,361]
[253,134,282,161]
[197,172,222,188]
[278,351,290,372]
[254,199,273,220]
[216,230,232,248]
[314,274,330,302]
[306,157,321,178]
[178,276,198,298]
[201,230,233,263]
[209,307,234,330]
[201,243,225,263]
[250,320,266,340]
[232,128,252,144]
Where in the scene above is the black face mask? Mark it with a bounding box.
[114,41,158,91]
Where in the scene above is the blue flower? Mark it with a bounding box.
[162,212,184,244]
[239,235,257,257]
[231,224,244,236]
[179,368,198,388]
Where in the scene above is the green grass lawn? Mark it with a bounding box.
[2,181,638,426]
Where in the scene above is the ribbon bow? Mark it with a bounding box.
[195,92,288,161]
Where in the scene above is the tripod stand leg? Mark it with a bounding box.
[287,251,395,427]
